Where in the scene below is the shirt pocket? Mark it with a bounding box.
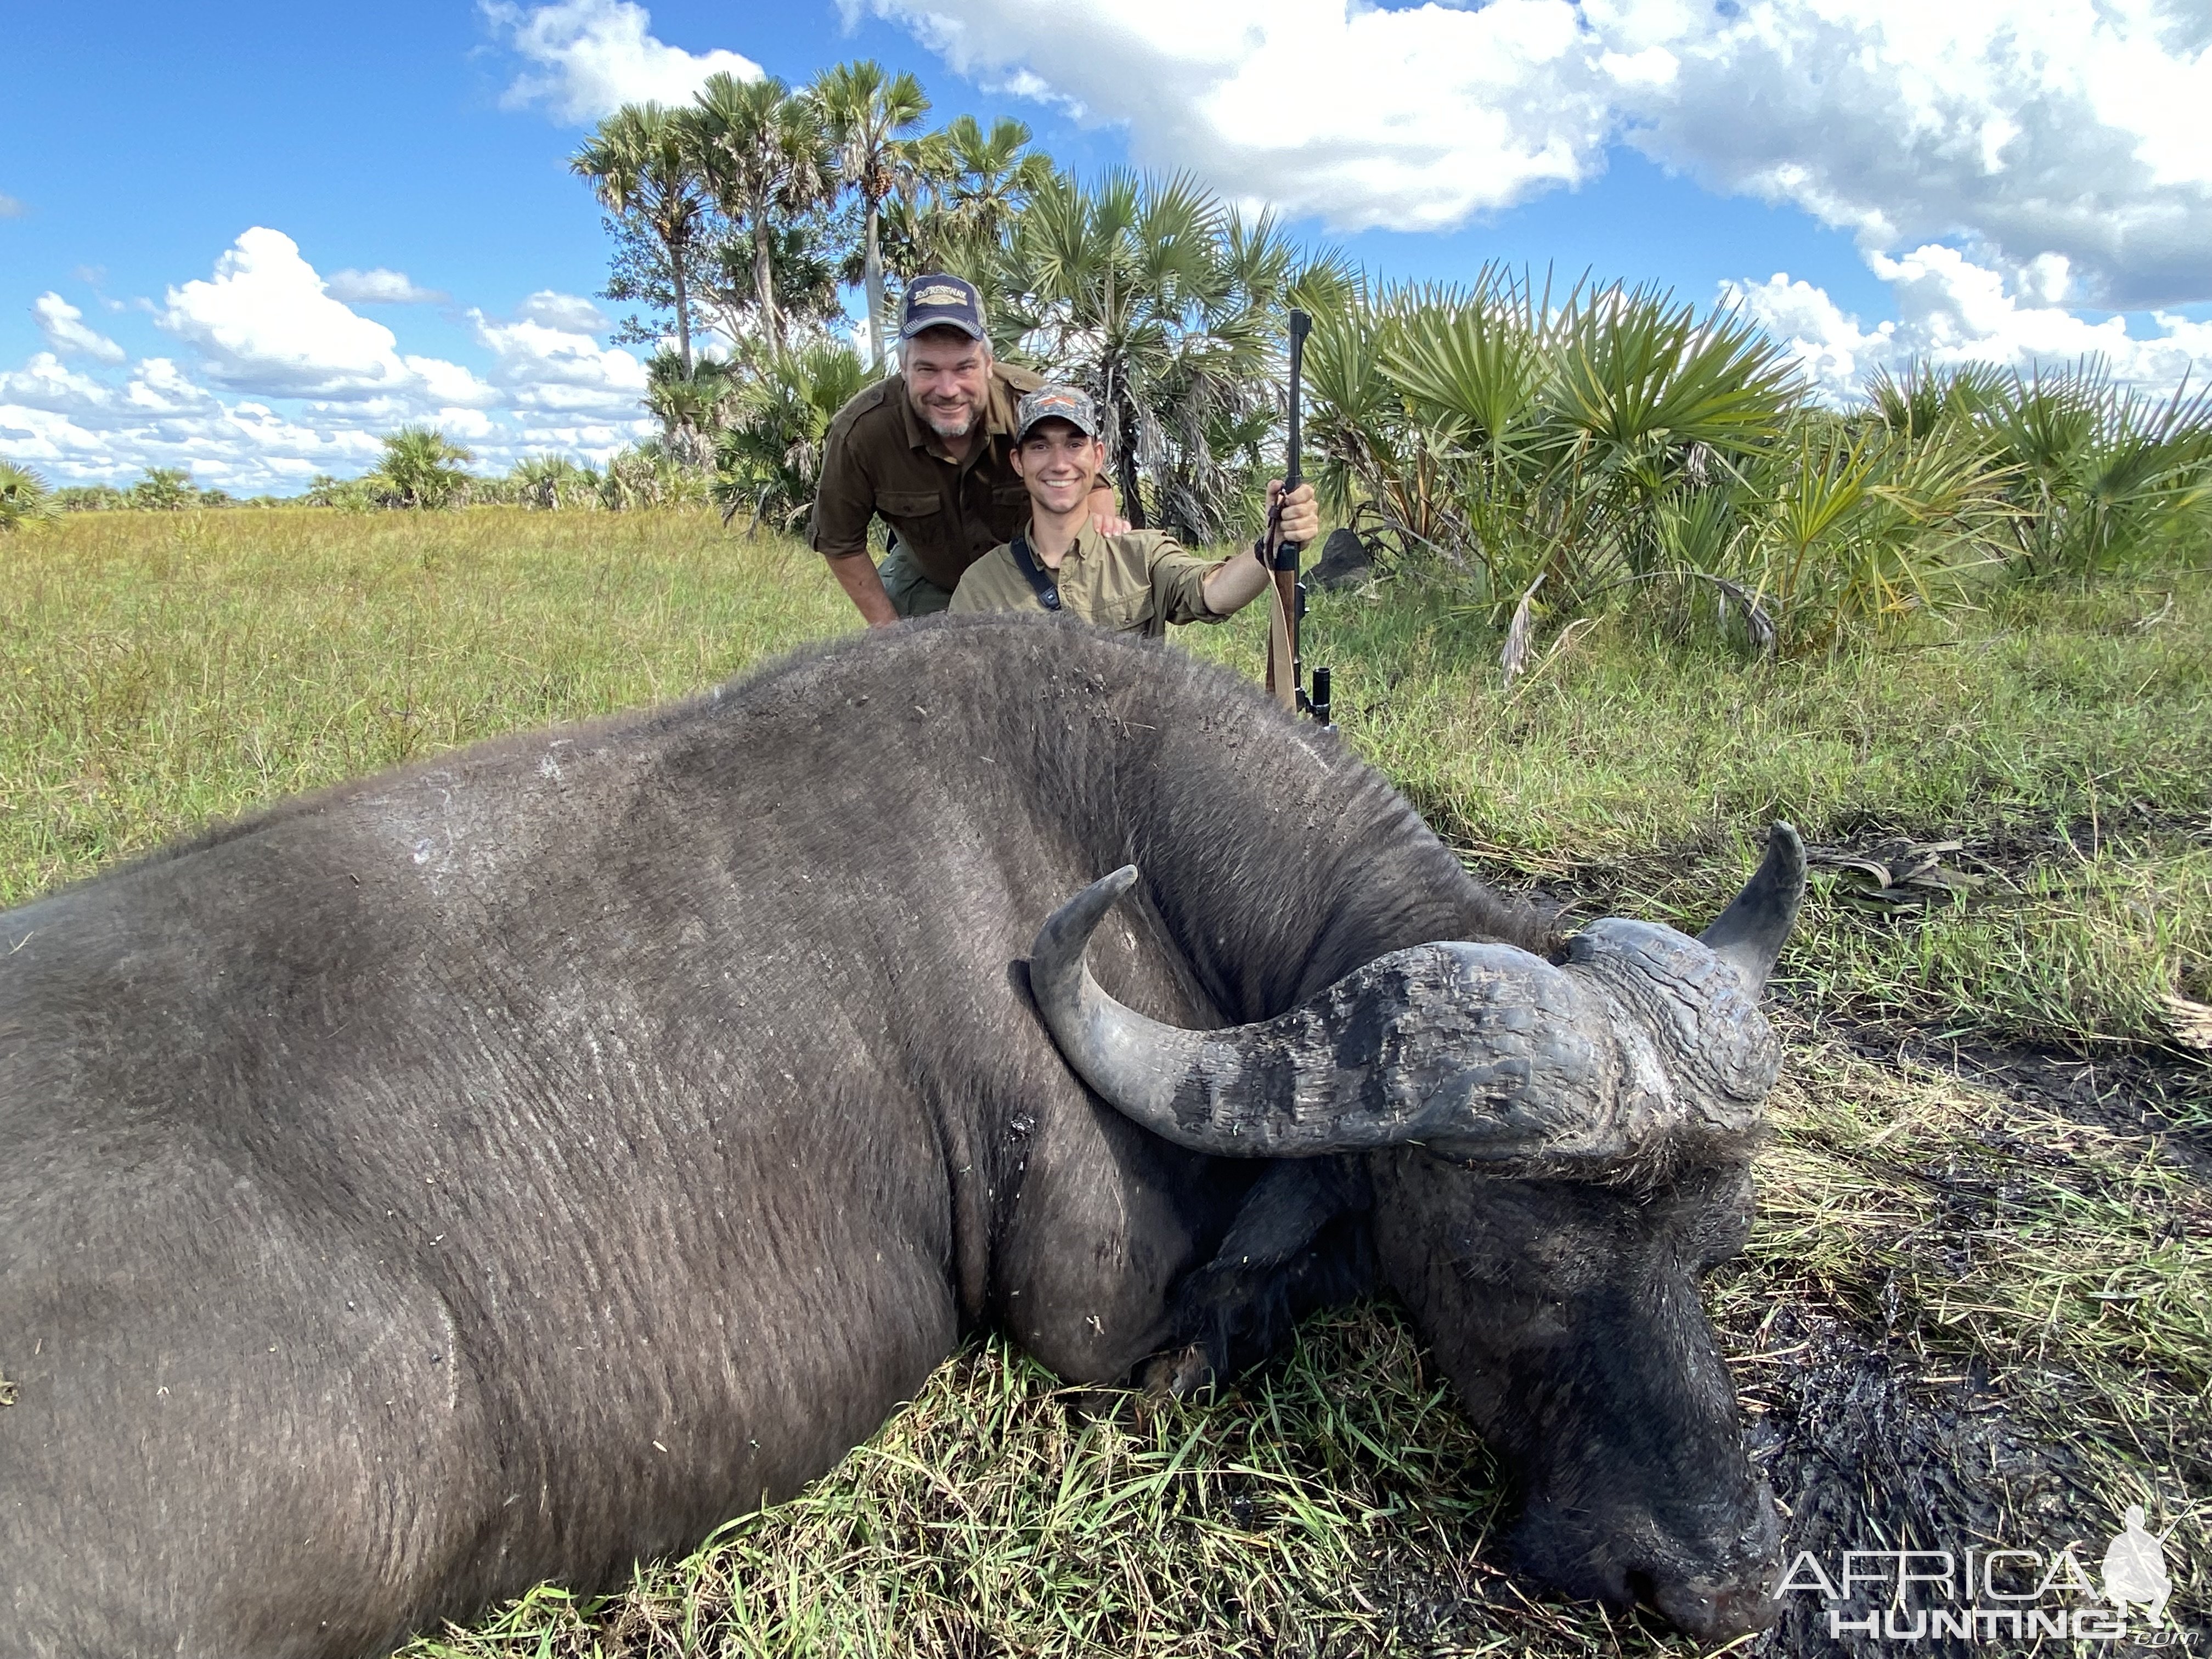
[1088,587,1154,636]
[878,489,943,518]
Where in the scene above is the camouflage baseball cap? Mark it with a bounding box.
[1013,385,1101,444]
[899,273,986,341]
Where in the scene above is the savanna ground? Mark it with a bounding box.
[3,507,2206,1657]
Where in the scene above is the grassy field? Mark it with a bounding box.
[4,506,2207,1655]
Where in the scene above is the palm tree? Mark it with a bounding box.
[128,467,198,510]
[645,348,738,468]
[713,341,868,531]
[690,73,833,349]
[1002,171,1301,538]
[0,462,59,532]
[936,115,1053,257]
[571,103,710,379]
[812,60,930,369]
[510,455,602,511]
[370,427,475,509]
[878,116,1052,310]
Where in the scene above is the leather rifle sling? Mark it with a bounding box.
[1261,501,1297,712]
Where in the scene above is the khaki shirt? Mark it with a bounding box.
[950,522,1235,639]
[808,359,1048,592]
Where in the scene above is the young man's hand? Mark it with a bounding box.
[1268,480,1321,548]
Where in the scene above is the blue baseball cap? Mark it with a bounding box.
[899,274,986,342]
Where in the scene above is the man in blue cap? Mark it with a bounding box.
[809,273,1122,625]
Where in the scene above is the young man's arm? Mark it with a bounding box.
[1195,480,1321,617]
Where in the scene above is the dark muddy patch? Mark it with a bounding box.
[1813,1017,2212,1178]
[1738,1308,2156,1658]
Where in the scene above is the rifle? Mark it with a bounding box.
[1265,309,1330,723]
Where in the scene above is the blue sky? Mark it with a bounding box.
[4,0,2208,490]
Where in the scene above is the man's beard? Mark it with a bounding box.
[921,402,977,438]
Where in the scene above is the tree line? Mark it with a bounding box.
[8,57,2205,659]
[570,60,1342,544]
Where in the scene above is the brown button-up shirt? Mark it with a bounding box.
[949,522,1233,639]
[808,360,1048,591]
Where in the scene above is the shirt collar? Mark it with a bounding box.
[1022,516,1100,571]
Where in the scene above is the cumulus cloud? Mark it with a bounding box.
[1727,245,2212,403]
[1,229,654,491]
[154,227,495,404]
[859,0,1611,229]
[485,0,763,123]
[471,307,648,414]
[32,292,126,364]
[326,267,449,305]
[514,290,609,332]
[1594,0,2212,309]
[851,0,2212,307]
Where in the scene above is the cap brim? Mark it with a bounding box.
[900,315,986,341]
[1015,416,1099,444]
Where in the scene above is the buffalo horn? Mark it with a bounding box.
[1695,823,1807,997]
[1028,866,1626,1161]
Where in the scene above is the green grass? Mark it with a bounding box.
[0,507,847,903]
[1235,575,2212,1051]
[5,507,2208,1655]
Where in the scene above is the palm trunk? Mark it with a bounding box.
[670,244,695,380]
[1113,379,1147,529]
[864,199,887,371]
[752,207,783,349]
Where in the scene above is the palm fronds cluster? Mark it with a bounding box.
[1,462,61,532]
[571,59,1060,374]
[1305,270,2212,650]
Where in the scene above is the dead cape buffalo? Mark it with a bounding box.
[1,616,1803,1656]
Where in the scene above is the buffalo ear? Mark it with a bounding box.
[1696,823,1805,998]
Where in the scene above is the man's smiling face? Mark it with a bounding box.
[1012,421,1105,514]
[904,329,991,441]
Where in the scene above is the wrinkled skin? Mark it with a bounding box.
[1371,1157,1779,1639]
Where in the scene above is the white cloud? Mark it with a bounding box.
[32,292,126,364]
[485,0,764,124]
[515,290,609,332]
[857,0,1611,229]
[471,307,650,414]
[1,229,655,491]
[1592,0,2212,309]
[1728,244,2212,403]
[853,0,2212,306]
[0,193,23,218]
[154,227,495,405]
[326,267,449,305]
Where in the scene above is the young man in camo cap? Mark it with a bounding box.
[950,385,1319,639]
[808,274,1123,625]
